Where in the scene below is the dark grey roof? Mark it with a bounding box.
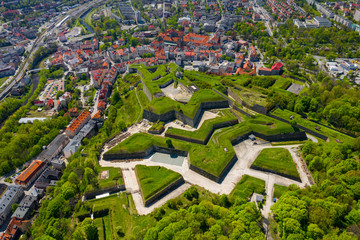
[0,185,23,214]
[37,134,69,161]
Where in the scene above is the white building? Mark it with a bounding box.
[313,16,332,28]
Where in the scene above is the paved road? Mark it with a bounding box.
[0,0,105,101]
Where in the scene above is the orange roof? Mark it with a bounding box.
[15,160,45,186]
[92,110,102,119]
[98,100,106,109]
[183,33,210,46]
[0,218,26,240]
[66,111,90,133]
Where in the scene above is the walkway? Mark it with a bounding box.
[99,136,313,217]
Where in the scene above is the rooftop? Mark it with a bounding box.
[66,111,91,134]
[15,160,45,186]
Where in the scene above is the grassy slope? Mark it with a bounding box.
[97,167,124,189]
[149,121,164,131]
[93,218,105,240]
[135,165,182,200]
[166,109,237,141]
[272,108,353,142]
[230,175,265,199]
[273,184,289,199]
[147,89,225,118]
[89,193,156,239]
[107,114,296,177]
[252,148,300,178]
[115,91,141,126]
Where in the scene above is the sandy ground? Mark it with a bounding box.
[306,134,318,143]
[99,136,313,216]
[161,83,192,103]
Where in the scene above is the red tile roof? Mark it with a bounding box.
[15,160,45,186]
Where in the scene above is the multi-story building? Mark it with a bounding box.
[315,3,334,18]
[15,160,46,188]
[313,16,332,27]
[65,111,91,138]
[0,185,24,225]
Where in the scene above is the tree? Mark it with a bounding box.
[82,219,98,240]
[11,203,18,213]
[118,120,126,131]
[110,91,121,105]
[165,139,173,148]
[95,26,102,39]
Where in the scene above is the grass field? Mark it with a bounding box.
[273,184,289,199]
[88,193,156,239]
[272,108,353,143]
[107,114,297,178]
[230,175,265,200]
[0,76,9,87]
[166,109,237,142]
[135,165,182,201]
[148,121,164,132]
[115,90,141,127]
[103,215,111,239]
[231,87,268,106]
[97,167,123,189]
[146,89,225,118]
[94,218,105,240]
[252,148,300,178]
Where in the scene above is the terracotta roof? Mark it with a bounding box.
[15,160,45,186]
[66,111,90,133]
[0,218,25,240]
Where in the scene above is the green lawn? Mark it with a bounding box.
[272,108,353,143]
[230,175,265,200]
[115,90,141,127]
[97,167,124,189]
[135,165,182,201]
[84,8,97,30]
[93,218,105,240]
[0,76,9,87]
[166,109,237,142]
[271,77,292,90]
[107,114,297,178]
[231,87,268,106]
[148,121,164,132]
[273,184,289,199]
[252,148,300,178]
[146,89,225,118]
[103,215,112,239]
[88,193,156,239]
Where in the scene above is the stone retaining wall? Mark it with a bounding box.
[189,154,238,183]
[84,184,126,200]
[103,145,188,160]
[250,165,302,182]
[228,88,268,114]
[141,79,153,101]
[148,126,165,134]
[158,78,174,88]
[267,113,328,140]
[165,119,239,145]
[143,100,229,127]
[143,177,185,207]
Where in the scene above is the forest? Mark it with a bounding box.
[266,72,360,136]
[0,70,70,175]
